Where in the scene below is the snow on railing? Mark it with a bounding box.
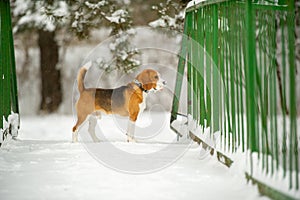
[186,0,207,9]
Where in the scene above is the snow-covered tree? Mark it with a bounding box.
[149,0,189,32]
[12,0,66,113]
[12,0,139,113]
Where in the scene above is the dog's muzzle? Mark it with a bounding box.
[155,79,166,91]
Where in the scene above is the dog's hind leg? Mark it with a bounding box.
[88,114,101,143]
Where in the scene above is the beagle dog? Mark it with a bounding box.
[72,62,166,143]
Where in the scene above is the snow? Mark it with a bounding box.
[1,113,19,143]
[106,9,128,24]
[85,1,107,10]
[149,19,168,28]
[52,2,68,18]
[12,0,32,16]
[109,32,130,51]
[187,114,300,198]
[7,113,19,138]
[0,113,268,200]
[250,152,300,198]
[13,0,69,32]
[187,0,207,9]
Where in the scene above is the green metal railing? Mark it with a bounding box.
[0,0,19,143]
[171,0,299,198]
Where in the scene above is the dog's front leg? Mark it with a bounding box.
[88,115,101,143]
[126,120,136,142]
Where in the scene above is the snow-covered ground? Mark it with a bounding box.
[0,114,268,200]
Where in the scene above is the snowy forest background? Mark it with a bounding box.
[12,0,188,115]
[11,0,300,116]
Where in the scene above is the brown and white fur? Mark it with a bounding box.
[72,62,166,143]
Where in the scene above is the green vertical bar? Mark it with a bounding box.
[7,0,19,116]
[212,4,220,133]
[267,10,275,175]
[205,6,211,129]
[237,3,245,151]
[219,4,225,150]
[197,8,206,129]
[0,0,3,131]
[272,10,283,171]
[257,9,265,161]
[235,2,241,148]
[257,10,262,159]
[235,2,240,152]
[261,9,270,173]
[269,50,275,175]
[280,14,287,178]
[191,11,198,121]
[245,0,257,177]
[229,3,236,152]
[257,10,267,171]
[225,4,231,151]
[245,0,257,152]
[273,64,279,170]
[257,9,262,167]
[255,9,263,157]
[239,2,245,152]
[287,0,298,189]
[0,0,12,124]
[194,9,199,125]
[171,15,189,123]
[190,12,194,120]
[224,3,229,150]
[271,10,279,172]
[187,12,193,118]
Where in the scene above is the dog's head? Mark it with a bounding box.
[136,69,166,92]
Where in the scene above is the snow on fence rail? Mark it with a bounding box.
[170,0,299,199]
[0,0,19,145]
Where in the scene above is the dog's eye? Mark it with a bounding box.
[154,75,159,79]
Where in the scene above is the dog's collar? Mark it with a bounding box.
[133,79,149,93]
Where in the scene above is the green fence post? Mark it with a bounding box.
[0,0,12,125]
[7,0,19,115]
[287,0,298,190]
[197,8,206,129]
[245,0,258,154]
[0,0,19,137]
[171,19,188,123]
[212,4,220,133]
[0,1,3,131]
[191,10,198,121]
[187,12,193,118]
[204,6,212,129]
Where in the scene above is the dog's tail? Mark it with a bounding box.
[77,61,92,93]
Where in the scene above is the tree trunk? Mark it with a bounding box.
[38,30,62,113]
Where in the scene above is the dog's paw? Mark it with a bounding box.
[72,139,78,143]
[72,132,78,143]
[93,137,101,143]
